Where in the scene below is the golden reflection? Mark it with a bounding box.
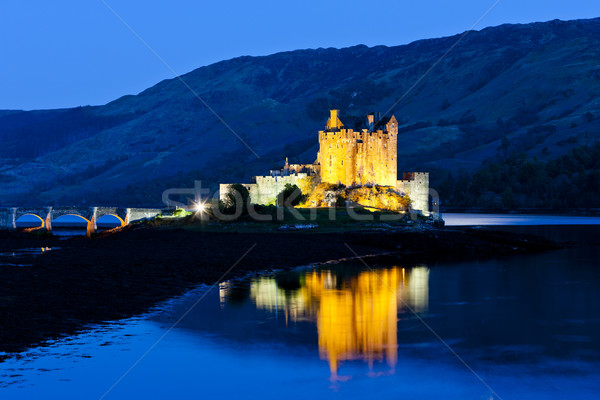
[219,282,229,309]
[248,266,429,379]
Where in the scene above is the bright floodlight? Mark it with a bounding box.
[195,202,206,213]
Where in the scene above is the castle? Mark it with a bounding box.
[220,110,430,214]
[318,109,397,187]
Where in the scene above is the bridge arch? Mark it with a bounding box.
[15,214,45,229]
[97,214,126,227]
[52,214,91,224]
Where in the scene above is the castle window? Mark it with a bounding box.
[341,160,344,166]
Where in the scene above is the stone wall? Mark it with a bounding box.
[396,172,430,215]
[318,125,397,187]
[0,208,16,229]
[317,111,398,188]
[127,208,163,223]
[221,173,309,205]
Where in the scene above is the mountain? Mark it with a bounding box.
[1,17,599,209]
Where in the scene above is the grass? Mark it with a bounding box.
[143,206,433,234]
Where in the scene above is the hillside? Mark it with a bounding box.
[1,17,599,208]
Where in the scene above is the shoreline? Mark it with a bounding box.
[0,224,560,355]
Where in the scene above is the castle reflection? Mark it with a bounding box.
[242,266,429,378]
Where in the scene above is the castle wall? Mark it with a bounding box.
[318,130,351,186]
[396,172,430,215]
[221,173,309,205]
[354,128,397,187]
[318,126,397,188]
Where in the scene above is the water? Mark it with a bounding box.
[1,218,599,399]
[0,247,57,267]
[444,213,600,226]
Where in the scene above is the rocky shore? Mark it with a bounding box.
[0,225,559,354]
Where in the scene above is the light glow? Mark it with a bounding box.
[195,202,206,213]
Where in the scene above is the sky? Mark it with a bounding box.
[0,0,599,110]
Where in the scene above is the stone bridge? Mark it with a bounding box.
[0,206,163,233]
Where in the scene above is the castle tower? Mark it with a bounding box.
[318,110,398,187]
[326,109,344,130]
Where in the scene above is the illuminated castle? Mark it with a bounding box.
[220,109,430,214]
[318,109,398,187]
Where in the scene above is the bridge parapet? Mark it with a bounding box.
[127,208,163,223]
[51,207,94,221]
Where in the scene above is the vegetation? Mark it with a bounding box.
[0,107,140,159]
[220,184,251,215]
[437,142,600,209]
[277,183,305,207]
[297,175,316,195]
[347,186,411,211]
[302,183,347,207]
[172,207,191,217]
[300,183,410,211]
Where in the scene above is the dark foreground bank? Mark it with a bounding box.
[0,225,558,354]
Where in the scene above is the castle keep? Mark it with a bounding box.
[220,110,430,214]
[318,109,398,187]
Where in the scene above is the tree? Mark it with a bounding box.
[277,183,304,207]
[501,187,515,209]
[221,184,250,215]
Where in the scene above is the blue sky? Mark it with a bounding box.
[1,0,599,110]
